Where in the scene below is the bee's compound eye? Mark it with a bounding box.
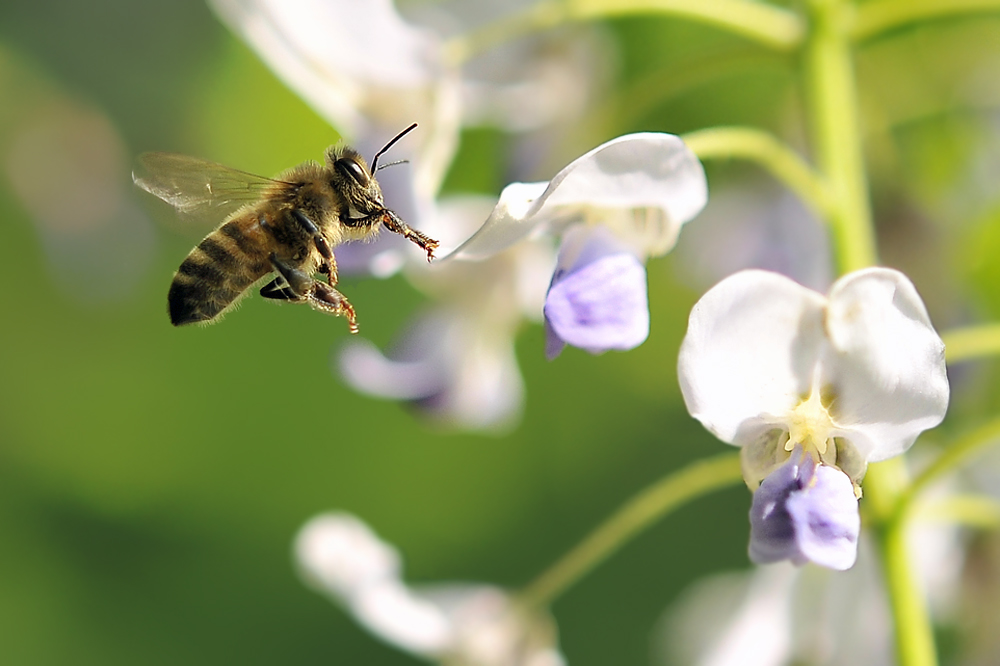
[336,158,369,187]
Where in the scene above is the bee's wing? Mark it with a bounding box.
[133,152,286,220]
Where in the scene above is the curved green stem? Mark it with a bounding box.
[942,323,1000,364]
[517,453,742,609]
[906,417,1000,506]
[444,0,805,64]
[682,127,835,221]
[852,0,1000,43]
[917,494,1000,529]
[569,0,805,50]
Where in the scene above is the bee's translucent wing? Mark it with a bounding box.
[133,152,286,220]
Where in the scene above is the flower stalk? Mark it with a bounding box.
[682,126,834,220]
[517,453,742,609]
[445,0,805,65]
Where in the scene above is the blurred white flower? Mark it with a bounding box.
[296,512,564,666]
[658,516,965,666]
[209,0,461,199]
[209,0,613,204]
[3,98,155,303]
[678,268,949,569]
[339,195,555,432]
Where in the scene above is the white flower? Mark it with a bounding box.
[657,548,893,666]
[451,132,707,359]
[678,268,949,568]
[296,512,564,666]
[658,520,964,666]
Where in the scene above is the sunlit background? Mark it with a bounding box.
[3,1,1000,664]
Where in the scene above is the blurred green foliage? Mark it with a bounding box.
[1,1,1000,665]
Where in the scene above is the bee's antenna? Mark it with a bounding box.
[374,159,410,173]
[371,123,417,173]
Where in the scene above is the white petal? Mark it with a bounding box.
[821,268,949,461]
[417,584,565,666]
[450,133,706,259]
[338,311,525,432]
[209,0,461,196]
[294,513,401,600]
[446,181,549,260]
[678,270,827,445]
[210,0,441,131]
[350,580,454,655]
[658,565,797,666]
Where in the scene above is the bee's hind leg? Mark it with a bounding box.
[289,210,338,286]
[265,253,358,334]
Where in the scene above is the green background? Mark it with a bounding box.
[2,1,1000,664]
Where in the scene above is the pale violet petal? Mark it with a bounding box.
[544,226,649,357]
[821,268,949,462]
[450,133,706,259]
[544,320,567,361]
[295,513,402,600]
[678,270,827,445]
[749,453,860,570]
[338,316,453,401]
[338,311,524,432]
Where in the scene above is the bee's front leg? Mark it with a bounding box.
[266,253,358,333]
[289,209,338,286]
[381,210,439,262]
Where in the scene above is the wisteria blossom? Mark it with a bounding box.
[451,132,707,359]
[296,512,564,666]
[339,133,706,429]
[678,268,950,569]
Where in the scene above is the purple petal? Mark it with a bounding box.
[543,231,649,356]
[748,451,860,570]
[544,319,567,361]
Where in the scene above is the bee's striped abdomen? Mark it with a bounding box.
[168,220,270,326]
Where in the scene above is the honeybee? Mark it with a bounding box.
[133,123,438,333]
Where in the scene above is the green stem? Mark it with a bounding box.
[852,0,1000,43]
[906,416,1000,505]
[917,494,1000,529]
[804,0,878,274]
[942,323,1000,364]
[444,0,805,64]
[879,519,938,666]
[682,127,835,221]
[804,1,933,663]
[518,453,742,609]
[569,0,805,50]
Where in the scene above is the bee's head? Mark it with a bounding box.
[326,124,417,215]
[327,147,384,211]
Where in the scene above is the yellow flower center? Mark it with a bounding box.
[785,389,836,458]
